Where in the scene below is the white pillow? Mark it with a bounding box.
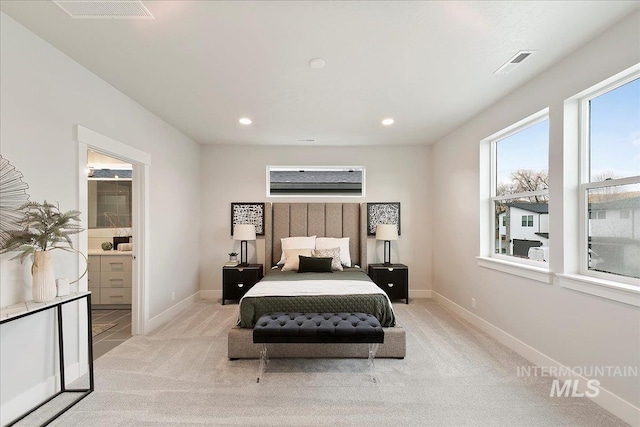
[278,236,316,265]
[281,248,313,271]
[315,237,351,267]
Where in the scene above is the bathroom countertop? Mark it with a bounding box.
[88,250,133,256]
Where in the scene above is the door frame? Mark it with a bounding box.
[76,125,151,348]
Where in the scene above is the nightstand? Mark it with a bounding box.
[368,263,409,304]
[222,264,263,305]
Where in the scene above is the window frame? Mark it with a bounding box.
[578,71,640,286]
[521,215,534,227]
[489,110,550,268]
[476,107,553,285]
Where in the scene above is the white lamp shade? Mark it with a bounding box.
[233,224,256,241]
[375,224,398,241]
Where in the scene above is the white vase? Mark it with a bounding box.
[32,251,57,302]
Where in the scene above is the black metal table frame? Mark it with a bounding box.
[1,292,94,426]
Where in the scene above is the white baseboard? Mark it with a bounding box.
[432,291,640,426]
[145,291,200,334]
[199,289,218,301]
[0,362,79,426]
[411,289,432,299]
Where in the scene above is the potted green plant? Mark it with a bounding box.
[228,252,238,262]
[0,201,84,302]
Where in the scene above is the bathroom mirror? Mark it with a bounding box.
[87,151,133,230]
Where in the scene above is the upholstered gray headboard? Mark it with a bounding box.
[264,203,367,271]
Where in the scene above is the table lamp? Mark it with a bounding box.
[233,224,256,266]
[376,224,398,266]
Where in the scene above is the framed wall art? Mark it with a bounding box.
[231,203,265,236]
[367,202,401,236]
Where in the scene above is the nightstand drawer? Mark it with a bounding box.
[222,265,263,304]
[224,268,261,283]
[224,280,254,301]
[368,264,409,303]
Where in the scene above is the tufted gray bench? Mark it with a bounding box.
[253,313,384,383]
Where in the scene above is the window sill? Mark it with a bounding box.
[476,256,553,284]
[557,274,640,308]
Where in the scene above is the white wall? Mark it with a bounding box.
[0,12,201,423]
[431,10,640,419]
[200,145,432,298]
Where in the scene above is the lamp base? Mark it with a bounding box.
[240,240,249,266]
[383,240,392,265]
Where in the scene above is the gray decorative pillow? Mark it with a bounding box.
[313,247,343,271]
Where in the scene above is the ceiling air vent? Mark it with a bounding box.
[52,1,154,19]
[494,51,535,74]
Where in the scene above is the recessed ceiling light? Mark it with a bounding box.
[309,58,326,69]
[381,118,394,126]
[239,118,252,125]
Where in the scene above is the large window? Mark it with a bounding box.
[581,76,640,281]
[267,166,364,197]
[480,67,639,295]
[490,112,549,264]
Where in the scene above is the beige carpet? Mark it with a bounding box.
[91,323,116,337]
[21,299,626,426]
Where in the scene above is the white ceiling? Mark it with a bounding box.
[1,1,638,146]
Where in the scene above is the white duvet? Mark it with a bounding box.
[242,279,382,298]
[240,279,395,316]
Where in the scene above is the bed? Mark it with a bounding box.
[227,202,406,359]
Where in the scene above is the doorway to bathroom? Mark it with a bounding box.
[86,149,133,359]
[77,125,151,344]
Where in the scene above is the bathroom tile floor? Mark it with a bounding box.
[91,308,131,360]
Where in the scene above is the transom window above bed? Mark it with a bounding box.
[267,166,365,197]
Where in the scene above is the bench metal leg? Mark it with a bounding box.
[257,344,268,383]
[368,343,380,383]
